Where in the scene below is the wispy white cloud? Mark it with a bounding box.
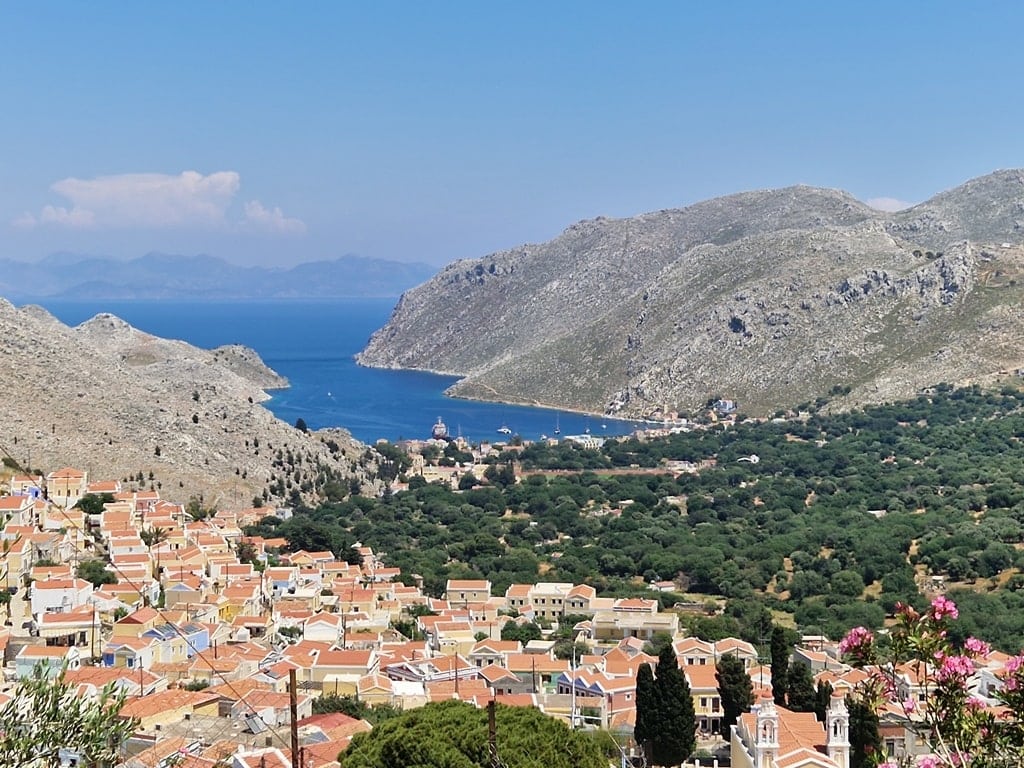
[242,200,307,233]
[13,170,305,234]
[866,196,914,212]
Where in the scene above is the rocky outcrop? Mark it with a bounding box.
[358,171,1024,417]
[0,302,371,505]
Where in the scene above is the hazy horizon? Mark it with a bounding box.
[3,3,1022,268]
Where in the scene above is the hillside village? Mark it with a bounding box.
[0,463,1020,768]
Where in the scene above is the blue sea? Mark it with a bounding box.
[33,299,643,445]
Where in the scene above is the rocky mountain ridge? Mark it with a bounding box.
[357,170,1024,417]
[0,300,371,505]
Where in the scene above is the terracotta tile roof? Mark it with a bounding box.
[315,649,375,669]
[738,703,827,758]
[124,736,193,768]
[426,678,489,700]
[685,663,721,690]
[33,578,91,591]
[505,654,569,674]
[206,679,273,700]
[479,664,519,683]
[38,605,97,625]
[485,692,537,708]
[470,639,521,655]
[446,579,491,591]
[48,467,85,479]
[118,607,162,625]
[119,689,219,719]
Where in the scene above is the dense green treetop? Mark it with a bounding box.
[77,559,117,587]
[337,700,606,768]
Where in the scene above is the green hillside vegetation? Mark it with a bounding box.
[247,383,1024,650]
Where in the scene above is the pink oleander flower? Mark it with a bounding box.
[936,653,973,683]
[963,636,990,657]
[902,697,916,713]
[1006,655,1024,675]
[930,595,959,621]
[839,625,874,654]
[917,756,942,768]
[966,696,986,711]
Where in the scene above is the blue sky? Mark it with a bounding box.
[2,2,1022,267]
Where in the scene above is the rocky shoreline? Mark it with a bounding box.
[0,300,372,504]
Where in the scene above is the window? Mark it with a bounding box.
[700,697,708,708]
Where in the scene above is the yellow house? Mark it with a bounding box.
[445,579,492,604]
[310,648,378,692]
[46,467,87,509]
[1,533,32,589]
[112,607,163,639]
[686,663,723,734]
[356,673,395,706]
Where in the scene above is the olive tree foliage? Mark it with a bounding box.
[0,663,139,767]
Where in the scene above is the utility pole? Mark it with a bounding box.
[487,698,500,768]
[570,645,577,730]
[290,668,301,768]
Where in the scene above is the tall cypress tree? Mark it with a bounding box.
[652,644,696,767]
[715,652,754,736]
[786,660,817,713]
[770,625,789,706]
[814,679,834,723]
[634,662,657,762]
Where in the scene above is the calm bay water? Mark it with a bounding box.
[36,299,643,444]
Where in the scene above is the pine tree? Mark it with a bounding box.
[715,652,755,736]
[770,625,789,706]
[786,660,817,713]
[651,644,696,766]
[634,662,657,762]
